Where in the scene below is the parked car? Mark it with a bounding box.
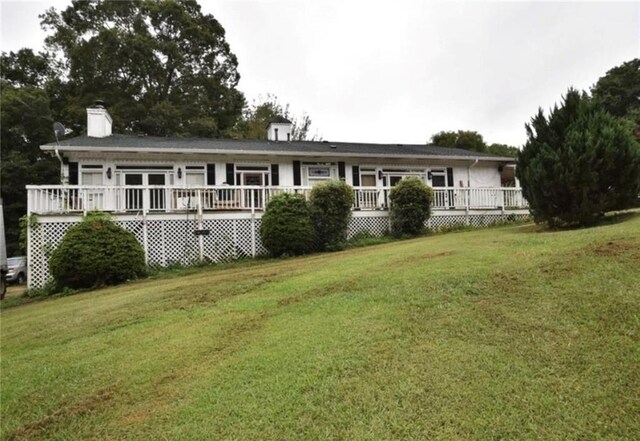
[0,198,6,298]
[6,256,27,284]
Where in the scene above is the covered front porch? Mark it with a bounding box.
[27,185,528,215]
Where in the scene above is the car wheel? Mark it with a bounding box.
[17,273,26,284]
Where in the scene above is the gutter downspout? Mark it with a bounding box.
[465,159,479,225]
[467,159,479,187]
[54,147,64,184]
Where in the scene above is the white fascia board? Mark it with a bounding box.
[40,144,515,162]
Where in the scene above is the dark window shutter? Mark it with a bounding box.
[352,165,360,186]
[447,167,454,187]
[338,161,346,180]
[226,163,235,185]
[271,164,279,186]
[293,161,301,186]
[69,162,78,185]
[207,164,216,185]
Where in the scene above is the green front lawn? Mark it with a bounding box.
[1,214,639,440]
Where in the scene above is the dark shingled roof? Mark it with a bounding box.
[42,134,514,161]
[269,116,292,124]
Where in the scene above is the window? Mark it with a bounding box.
[303,163,337,186]
[235,165,269,186]
[186,172,205,186]
[360,167,377,187]
[308,166,331,178]
[430,169,447,187]
[80,165,104,185]
[275,128,279,141]
[380,168,426,187]
[183,165,205,186]
[287,133,291,141]
[81,172,103,185]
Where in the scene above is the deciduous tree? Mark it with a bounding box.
[228,95,320,141]
[591,58,640,130]
[40,0,245,136]
[1,50,61,255]
[431,130,487,153]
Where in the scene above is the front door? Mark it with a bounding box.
[125,174,143,210]
[389,176,403,187]
[243,173,264,208]
[148,174,166,211]
[430,170,451,208]
[124,172,167,211]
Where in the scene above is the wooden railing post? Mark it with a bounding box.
[250,189,256,257]
[465,188,470,225]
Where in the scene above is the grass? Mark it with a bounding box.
[0,285,31,309]
[1,213,639,440]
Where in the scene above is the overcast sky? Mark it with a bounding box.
[1,1,638,147]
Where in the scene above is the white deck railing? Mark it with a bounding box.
[26,185,528,215]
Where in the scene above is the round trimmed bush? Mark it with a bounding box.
[49,214,146,289]
[389,177,434,236]
[309,181,355,251]
[260,193,315,257]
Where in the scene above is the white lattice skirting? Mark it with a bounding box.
[27,210,530,288]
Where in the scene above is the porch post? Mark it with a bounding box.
[250,189,256,257]
[82,188,87,216]
[26,214,32,288]
[142,215,149,265]
[197,189,204,263]
[465,188,470,226]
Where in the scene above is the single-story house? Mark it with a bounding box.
[25,103,528,288]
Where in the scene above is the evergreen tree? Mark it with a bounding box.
[516,89,640,227]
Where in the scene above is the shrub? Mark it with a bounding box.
[309,181,355,251]
[49,213,146,289]
[260,193,315,257]
[389,177,434,236]
[517,89,640,227]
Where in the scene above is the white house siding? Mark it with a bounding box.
[61,154,504,190]
[267,123,293,142]
[469,163,502,187]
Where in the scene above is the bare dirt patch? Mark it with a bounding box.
[389,250,454,267]
[591,241,640,258]
[8,386,116,441]
[277,281,359,307]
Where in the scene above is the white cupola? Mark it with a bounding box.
[267,116,293,142]
[86,100,113,138]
